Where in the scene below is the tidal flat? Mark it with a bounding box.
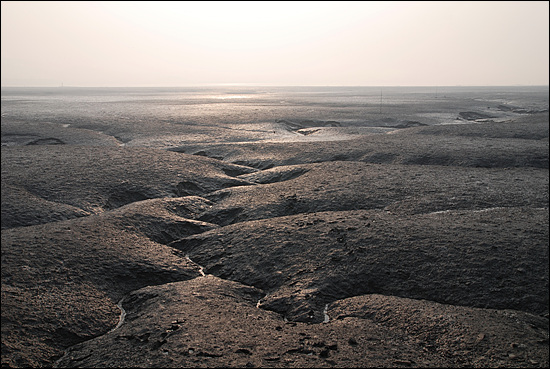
[1,86,548,368]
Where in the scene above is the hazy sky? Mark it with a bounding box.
[1,1,548,87]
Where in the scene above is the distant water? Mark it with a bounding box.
[2,86,548,147]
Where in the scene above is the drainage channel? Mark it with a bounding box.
[53,296,128,367]
[323,304,330,323]
[108,297,127,333]
[57,255,332,366]
[186,255,206,276]
[54,257,208,367]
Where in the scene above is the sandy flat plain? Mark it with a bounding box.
[1,86,548,368]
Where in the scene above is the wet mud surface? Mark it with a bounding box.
[1,87,548,367]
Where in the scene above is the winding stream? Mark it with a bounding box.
[323,303,330,323]
[108,297,127,334]
[54,254,332,367]
[186,255,206,276]
[53,296,127,367]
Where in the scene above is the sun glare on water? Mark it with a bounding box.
[213,95,252,100]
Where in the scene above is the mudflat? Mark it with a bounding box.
[1,86,548,368]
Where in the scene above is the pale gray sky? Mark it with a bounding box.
[1,1,548,87]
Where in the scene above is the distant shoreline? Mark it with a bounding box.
[2,84,549,90]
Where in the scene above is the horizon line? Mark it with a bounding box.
[2,84,549,88]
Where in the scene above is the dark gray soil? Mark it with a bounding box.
[1,92,548,368]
